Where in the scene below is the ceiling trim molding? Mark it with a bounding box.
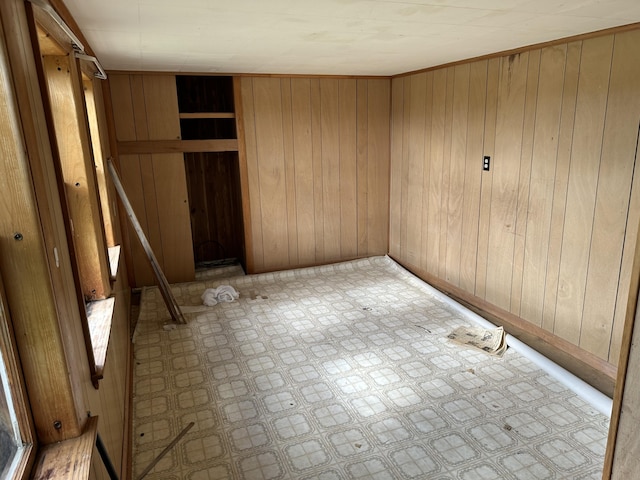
[393,20,640,79]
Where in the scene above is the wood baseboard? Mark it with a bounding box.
[392,256,617,397]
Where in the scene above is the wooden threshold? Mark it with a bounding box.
[31,416,99,480]
[117,138,238,154]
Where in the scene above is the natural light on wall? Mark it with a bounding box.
[0,348,24,478]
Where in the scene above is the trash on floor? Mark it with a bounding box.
[447,324,507,356]
[201,285,240,306]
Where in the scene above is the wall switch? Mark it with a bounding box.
[483,156,491,171]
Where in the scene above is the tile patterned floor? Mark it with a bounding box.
[132,256,610,479]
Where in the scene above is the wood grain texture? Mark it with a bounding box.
[541,41,582,334]
[367,79,390,255]
[445,64,470,286]
[83,76,116,247]
[108,73,194,285]
[520,45,566,327]
[426,69,447,275]
[239,76,264,272]
[474,58,499,299]
[510,49,540,316]
[233,76,254,273]
[554,35,614,345]
[43,55,111,300]
[320,79,342,262]
[240,76,390,272]
[389,28,640,375]
[281,79,299,265]
[252,77,290,270]
[291,79,316,263]
[31,416,98,480]
[0,14,81,443]
[339,79,358,259]
[459,61,487,293]
[184,152,244,264]
[485,52,529,311]
[3,3,131,478]
[405,73,426,267]
[582,30,640,360]
[117,139,238,154]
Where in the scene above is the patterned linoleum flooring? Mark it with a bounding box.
[132,256,610,479]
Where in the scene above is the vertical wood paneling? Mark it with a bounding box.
[426,69,447,274]
[405,73,426,266]
[367,79,390,255]
[439,68,455,278]
[555,36,614,345]
[459,61,487,293]
[240,77,390,272]
[291,79,315,264]
[240,78,264,272]
[109,73,194,285]
[612,130,640,365]
[399,77,411,262]
[311,79,325,262]
[475,58,499,299]
[485,52,529,311]
[339,79,358,259]
[446,64,470,286]
[542,41,582,333]
[510,50,540,315]
[252,77,289,270]
[281,79,299,265]
[520,45,567,326]
[419,73,434,270]
[152,153,193,283]
[389,28,640,368]
[583,30,640,360]
[321,79,341,262]
[357,79,370,256]
[118,154,154,286]
[141,75,181,140]
[388,78,403,257]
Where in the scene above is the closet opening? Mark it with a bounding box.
[177,76,246,272]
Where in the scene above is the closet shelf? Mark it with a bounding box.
[179,112,235,119]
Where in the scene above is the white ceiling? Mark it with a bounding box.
[63,0,640,76]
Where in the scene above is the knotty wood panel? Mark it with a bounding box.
[240,77,390,272]
[389,28,640,368]
[108,73,194,286]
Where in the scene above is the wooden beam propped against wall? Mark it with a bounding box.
[107,158,186,324]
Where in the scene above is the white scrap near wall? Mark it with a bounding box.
[202,285,240,306]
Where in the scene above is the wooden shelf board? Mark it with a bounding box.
[117,138,238,154]
[31,416,99,480]
[179,112,235,119]
[107,245,121,281]
[86,296,116,383]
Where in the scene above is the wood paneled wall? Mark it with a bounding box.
[108,74,194,286]
[0,1,132,478]
[240,77,390,272]
[390,29,640,367]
